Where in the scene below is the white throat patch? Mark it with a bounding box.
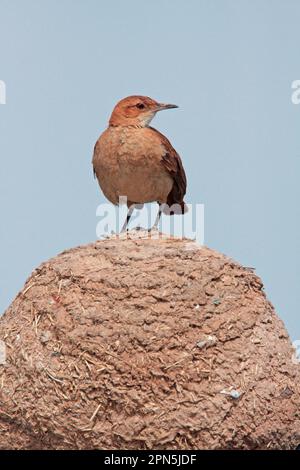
[139,112,156,127]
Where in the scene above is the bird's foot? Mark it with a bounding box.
[147,226,161,238]
[100,230,116,240]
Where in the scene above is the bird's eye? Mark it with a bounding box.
[136,103,145,109]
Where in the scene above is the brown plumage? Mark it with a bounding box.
[92,95,187,230]
[150,127,187,214]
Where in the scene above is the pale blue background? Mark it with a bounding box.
[0,0,299,339]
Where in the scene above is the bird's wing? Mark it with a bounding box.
[148,127,187,209]
[92,141,99,179]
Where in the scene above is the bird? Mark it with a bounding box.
[92,95,187,232]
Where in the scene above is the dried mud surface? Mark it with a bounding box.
[0,231,299,449]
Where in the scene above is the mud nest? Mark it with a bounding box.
[0,231,299,449]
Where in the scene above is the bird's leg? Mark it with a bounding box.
[121,204,135,233]
[149,203,162,232]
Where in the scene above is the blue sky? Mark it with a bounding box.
[0,0,299,339]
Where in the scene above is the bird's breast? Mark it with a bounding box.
[93,127,173,205]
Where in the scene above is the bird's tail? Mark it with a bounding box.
[162,200,188,216]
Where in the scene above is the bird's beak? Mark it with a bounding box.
[156,103,179,111]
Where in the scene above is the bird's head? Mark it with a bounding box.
[108,95,178,127]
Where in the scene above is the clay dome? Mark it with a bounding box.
[0,232,299,449]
